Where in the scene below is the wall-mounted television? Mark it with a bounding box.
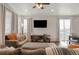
[34,20,47,28]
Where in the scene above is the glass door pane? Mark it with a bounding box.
[59,19,70,47]
[64,20,70,40]
[59,19,64,41]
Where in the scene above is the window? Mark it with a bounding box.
[18,16,22,34]
[23,19,27,33]
[59,19,71,47]
[18,18,28,34]
[5,9,12,34]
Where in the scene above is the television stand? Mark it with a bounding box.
[31,35,50,43]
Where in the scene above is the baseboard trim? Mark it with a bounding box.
[50,41,59,43]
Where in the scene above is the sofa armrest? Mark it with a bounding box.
[17,39,27,46]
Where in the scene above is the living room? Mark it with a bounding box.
[0,3,79,55]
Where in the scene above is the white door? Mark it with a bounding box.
[59,19,70,47]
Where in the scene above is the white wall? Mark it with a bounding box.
[71,16,79,36]
[22,15,59,41]
[22,15,79,42]
[0,4,5,44]
[0,4,2,44]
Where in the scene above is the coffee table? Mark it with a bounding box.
[21,42,57,49]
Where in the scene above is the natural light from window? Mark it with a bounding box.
[23,19,27,33]
[59,19,70,47]
[5,9,12,34]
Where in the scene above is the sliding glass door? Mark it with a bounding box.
[59,19,70,47]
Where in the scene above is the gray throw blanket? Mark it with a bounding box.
[45,47,79,55]
[18,47,79,55]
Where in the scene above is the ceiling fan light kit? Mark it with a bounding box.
[33,3,50,9]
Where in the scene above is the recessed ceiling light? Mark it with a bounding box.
[51,9,54,12]
[24,9,28,12]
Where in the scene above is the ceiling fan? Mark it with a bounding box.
[33,3,50,9]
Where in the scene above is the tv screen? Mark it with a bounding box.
[34,20,47,28]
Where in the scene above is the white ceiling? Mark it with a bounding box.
[7,3,79,16]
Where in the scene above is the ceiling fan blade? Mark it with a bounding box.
[33,5,36,8]
[33,3,50,9]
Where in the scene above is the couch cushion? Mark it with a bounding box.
[5,33,17,40]
[21,48,46,55]
[0,47,17,55]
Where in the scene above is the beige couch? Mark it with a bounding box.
[5,33,27,47]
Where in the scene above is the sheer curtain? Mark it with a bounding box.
[5,9,12,34]
[23,19,28,34]
[18,16,22,34]
[59,19,71,47]
[18,18,32,42]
